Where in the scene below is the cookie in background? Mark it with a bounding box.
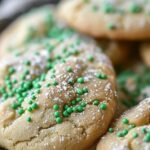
[117,62,150,109]
[58,0,150,40]
[97,40,137,66]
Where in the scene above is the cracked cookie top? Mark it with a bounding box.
[58,0,150,40]
[0,32,117,150]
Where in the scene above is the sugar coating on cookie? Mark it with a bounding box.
[58,0,150,40]
[0,27,117,150]
[97,98,150,150]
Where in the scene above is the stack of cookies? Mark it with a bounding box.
[0,0,150,150]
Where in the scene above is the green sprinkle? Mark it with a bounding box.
[46,83,51,87]
[46,63,53,70]
[108,128,114,133]
[63,111,69,117]
[26,117,32,122]
[28,100,33,105]
[67,107,73,114]
[132,132,138,138]
[77,77,84,84]
[129,124,136,129]
[77,105,84,112]
[33,83,41,89]
[142,128,147,134]
[83,87,88,93]
[93,99,100,106]
[24,70,30,75]
[76,97,82,102]
[27,107,33,112]
[52,80,58,86]
[31,95,36,100]
[54,111,60,117]
[87,55,94,62]
[96,73,107,79]
[56,117,62,124]
[72,106,77,112]
[17,108,24,115]
[31,103,39,110]
[122,118,129,125]
[11,103,18,110]
[76,88,84,95]
[122,129,128,136]
[66,66,73,73]
[8,67,16,75]
[102,3,116,13]
[100,103,107,110]
[143,133,150,142]
[53,104,59,110]
[107,23,116,30]
[117,131,124,137]
[129,3,142,13]
[81,102,87,107]
[71,100,77,105]
[24,60,31,66]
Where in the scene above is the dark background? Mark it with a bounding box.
[0,0,60,32]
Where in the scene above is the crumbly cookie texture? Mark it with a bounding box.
[58,0,150,40]
[140,42,150,68]
[97,98,150,150]
[0,33,117,150]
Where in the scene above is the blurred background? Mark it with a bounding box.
[0,0,60,32]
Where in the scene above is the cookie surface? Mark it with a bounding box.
[97,98,150,150]
[58,0,150,40]
[0,31,117,150]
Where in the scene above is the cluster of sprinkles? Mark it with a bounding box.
[83,0,150,30]
[0,10,109,124]
[117,68,150,108]
[108,117,150,143]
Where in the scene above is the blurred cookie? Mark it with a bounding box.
[0,5,70,57]
[140,42,150,68]
[58,0,150,40]
[97,40,135,66]
[97,98,150,150]
[117,65,150,108]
